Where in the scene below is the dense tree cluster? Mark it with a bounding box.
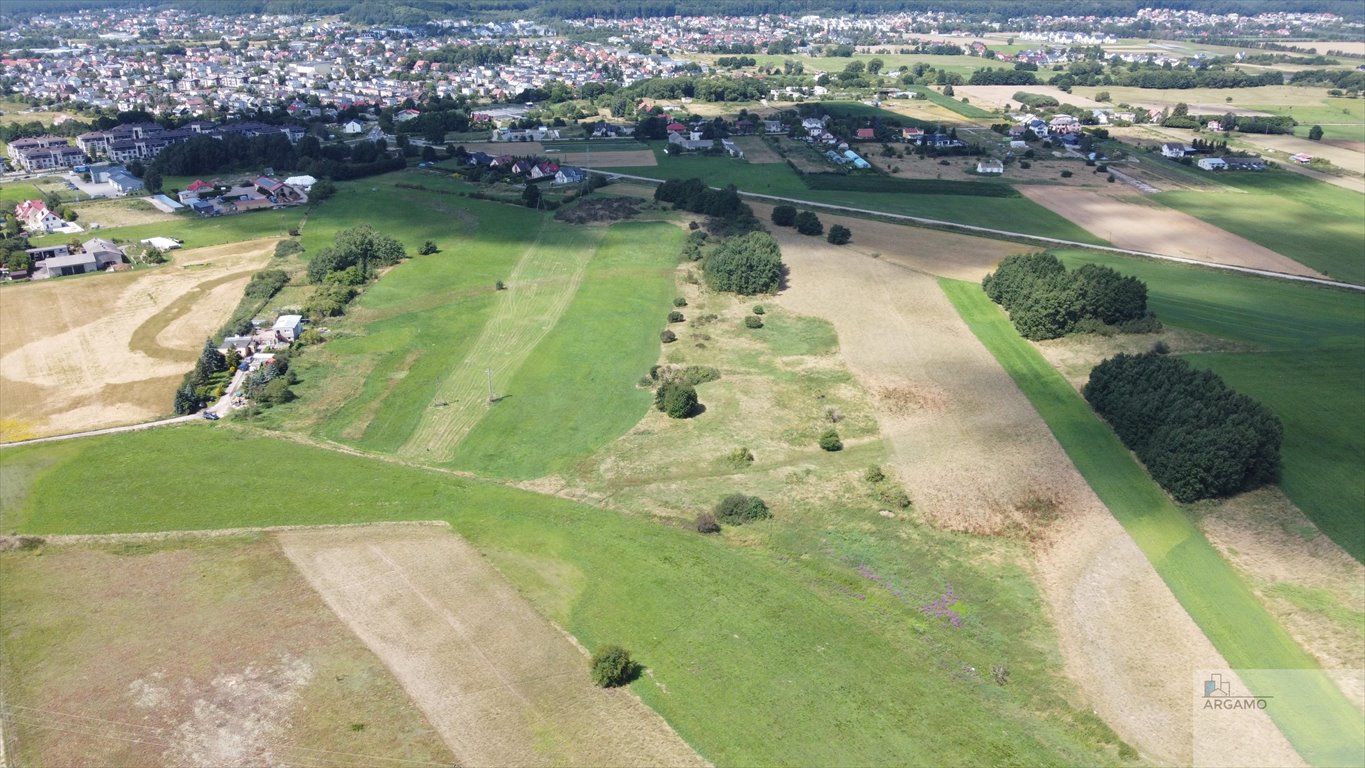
[703,231,784,295]
[153,134,404,183]
[654,178,760,235]
[173,338,229,414]
[982,252,1151,340]
[968,68,1040,85]
[306,224,406,284]
[1084,352,1282,501]
[654,381,699,418]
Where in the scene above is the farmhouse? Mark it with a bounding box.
[272,314,304,343]
[855,128,876,140]
[976,159,1005,174]
[1161,143,1194,159]
[1197,157,1227,171]
[31,251,97,279]
[553,166,586,185]
[668,131,714,151]
[15,200,64,234]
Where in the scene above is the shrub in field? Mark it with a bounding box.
[668,310,685,323]
[704,231,784,295]
[744,315,763,329]
[794,210,824,236]
[1060,170,1073,178]
[865,465,886,483]
[660,329,677,343]
[274,239,303,258]
[590,645,638,687]
[695,512,721,534]
[495,280,506,290]
[714,494,771,524]
[1084,352,1282,501]
[819,429,843,451]
[655,381,698,418]
[419,240,439,254]
[771,204,797,227]
[673,296,688,307]
[827,224,852,245]
[752,305,765,315]
[727,446,755,466]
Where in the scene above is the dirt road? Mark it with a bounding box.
[279,525,707,768]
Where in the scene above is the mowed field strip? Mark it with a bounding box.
[943,280,1365,766]
[768,225,1301,765]
[399,221,605,460]
[0,238,276,439]
[1018,186,1329,279]
[278,525,707,768]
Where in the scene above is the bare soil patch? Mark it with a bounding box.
[749,201,1023,281]
[1019,186,1328,278]
[0,238,276,439]
[772,231,1302,765]
[70,197,178,228]
[0,536,452,767]
[555,196,640,224]
[730,136,783,163]
[278,525,708,768]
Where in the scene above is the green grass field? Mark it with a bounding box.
[1244,99,1365,142]
[599,144,1103,242]
[452,221,683,478]
[941,278,1364,767]
[1152,170,1365,285]
[0,426,1130,766]
[24,208,300,251]
[1052,249,1365,560]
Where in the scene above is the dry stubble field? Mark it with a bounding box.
[768,223,1301,766]
[0,238,277,440]
[1018,186,1328,277]
[0,533,453,767]
[279,525,707,768]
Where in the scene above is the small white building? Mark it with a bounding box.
[1161,143,1193,159]
[140,236,183,251]
[1197,157,1227,171]
[272,314,303,342]
[342,120,365,134]
[976,159,1004,175]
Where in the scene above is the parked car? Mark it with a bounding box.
[202,411,220,420]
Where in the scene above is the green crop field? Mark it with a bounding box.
[452,221,683,478]
[0,426,1129,766]
[599,144,1103,242]
[1052,249,1365,560]
[941,279,1364,767]
[1152,171,1365,285]
[1243,99,1365,141]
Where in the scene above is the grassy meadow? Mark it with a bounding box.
[1152,170,1365,285]
[0,426,1131,766]
[941,279,1363,767]
[1052,249,1365,561]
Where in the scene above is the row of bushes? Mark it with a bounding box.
[1084,352,1282,502]
[770,206,852,244]
[654,178,761,236]
[982,252,1155,340]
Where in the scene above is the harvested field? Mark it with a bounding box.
[771,229,1302,765]
[70,197,178,228]
[957,85,1111,111]
[749,201,1023,281]
[1018,186,1328,278]
[1239,132,1365,174]
[555,196,640,224]
[556,149,657,167]
[730,135,783,163]
[0,238,276,440]
[0,535,453,767]
[278,525,707,768]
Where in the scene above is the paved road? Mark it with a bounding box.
[0,369,247,449]
[593,170,1365,292]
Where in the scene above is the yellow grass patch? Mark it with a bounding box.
[0,238,277,438]
[70,197,178,229]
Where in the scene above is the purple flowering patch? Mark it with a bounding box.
[921,584,963,628]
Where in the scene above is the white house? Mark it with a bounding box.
[15,200,65,233]
[721,139,743,158]
[272,314,304,342]
[668,131,713,151]
[342,120,365,134]
[976,159,1005,175]
[1197,157,1228,171]
[1161,143,1193,159]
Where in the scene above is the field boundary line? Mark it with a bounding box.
[589,170,1365,292]
[1,520,451,546]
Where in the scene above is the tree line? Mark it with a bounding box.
[982,252,1154,340]
[1084,351,1282,502]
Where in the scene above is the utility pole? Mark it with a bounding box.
[486,367,495,402]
